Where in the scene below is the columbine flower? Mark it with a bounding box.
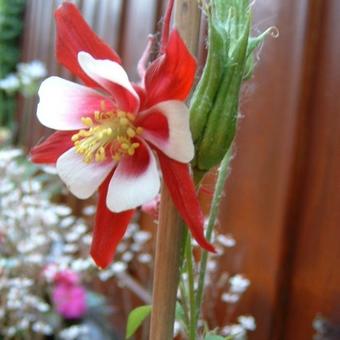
[31,3,214,268]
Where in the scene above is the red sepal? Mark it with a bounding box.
[90,173,135,268]
[30,131,75,165]
[157,152,215,252]
[160,0,174,53]
[55,2,121,87]
[142,30,197,110]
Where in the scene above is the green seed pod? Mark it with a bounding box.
[190,0,272,178]
[195,17,249,172]
[189,18,227,144]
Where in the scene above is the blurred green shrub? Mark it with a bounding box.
[0,0,26,129]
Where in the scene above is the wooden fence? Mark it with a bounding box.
[18,0,340,339]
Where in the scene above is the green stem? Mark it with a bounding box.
[195,149,232,322]
[185,235,196,340]
[179,279,190,330]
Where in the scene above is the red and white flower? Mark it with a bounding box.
[31,3,214,268]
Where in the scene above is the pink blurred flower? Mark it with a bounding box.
[54,269,80,285]
[52,270,87,319]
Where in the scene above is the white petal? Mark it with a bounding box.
[138,100,194,162]
[56,148,115,199]
[37,77,110,130]
[106,143,160,212]
[78,52,139,113]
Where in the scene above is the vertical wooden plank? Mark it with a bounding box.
[48,0,59,76]
[119,0,158,80]
[283,0,340,338]
[214,0,313,338]
[270,0,325,338]
[101,0,124,50]
[81,0,97,24]
[95,0,111,38]
[30,0,55,146]
[24,0,45,147]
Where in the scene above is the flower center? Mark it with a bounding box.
[72,107,143,163]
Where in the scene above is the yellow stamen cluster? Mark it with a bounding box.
[72,107,143,163]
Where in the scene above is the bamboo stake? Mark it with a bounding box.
[149,185,184,340]
[149,1,201,339]
[174,0,201,54]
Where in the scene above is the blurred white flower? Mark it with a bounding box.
[133,230,152,244]
[42,264,59,282]
[72,223,87,235]
[207,259,218,272]
[0,147,157,337]
[221,292,240,303]
[0,148,22,161]
[229,274,250,294]
[111,261,127,274]
[137,253,152,264]
[222,324,246,339]
[173,320,182,337]
[65,232,80,243]
[122,251,134,263]
[0,74,20,92]
[238,315,256,331]
[60,216,76,228]
[124,223,138,237]
[17,318,29,330]
[217,234,236,248]
[116,242,128,253]
[71,258,92,271]
[32,321,53,335]
[130,243,142,252]
[59,324,89,340]
[99,270,113,281]
[82,205,96,216]
[82,234,92,245]
[5,326,17,337]
[63,244,78,253]
[17,60,47,79]
[54,205,72,216]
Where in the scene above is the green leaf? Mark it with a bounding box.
[126,305,152,339]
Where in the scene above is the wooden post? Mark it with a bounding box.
[149,1,201,339]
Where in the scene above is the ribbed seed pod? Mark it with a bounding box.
[190,0,271,177]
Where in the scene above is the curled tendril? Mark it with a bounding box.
[268,26,279,38]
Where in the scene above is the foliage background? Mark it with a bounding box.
[0,0,25,128]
